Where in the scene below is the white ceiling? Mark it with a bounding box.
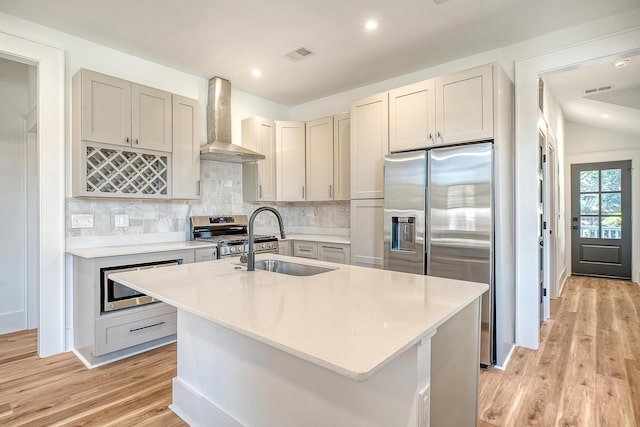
[544,51,640,136]
[0,0,638,106]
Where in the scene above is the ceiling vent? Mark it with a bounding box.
[585,85,613,95]
[283,46,315,61]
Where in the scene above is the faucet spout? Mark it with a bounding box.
[247,207,286,271]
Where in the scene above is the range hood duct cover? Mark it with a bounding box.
[200,77,265,163]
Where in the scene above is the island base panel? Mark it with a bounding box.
[171,309,431,427]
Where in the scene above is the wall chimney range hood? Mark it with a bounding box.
[200,77,265,163]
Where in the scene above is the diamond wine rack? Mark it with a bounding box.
[84,145,169,197]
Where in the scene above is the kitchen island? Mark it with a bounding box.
[112,254,487,427]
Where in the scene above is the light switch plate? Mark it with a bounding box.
[71,214,94,228]
[114,214,129,228]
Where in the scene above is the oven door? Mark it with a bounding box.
[101,260,179,313]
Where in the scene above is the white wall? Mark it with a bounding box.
[564,121,640,282]
[0,57,30,334]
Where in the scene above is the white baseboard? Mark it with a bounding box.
[171,377,242,427]
[0,311,26,334]
[494,344,515,371]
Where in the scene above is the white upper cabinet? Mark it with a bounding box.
[132,84,173,152]
[276,121,306,201]
[171,95,200,199]
[305,116,334,201]
[333,113,350,201]
[79,69,172,152]
[350,92,389,199]
[435,64,493,145]
[80,69,131,147]
[389,64,494,151]
[242,117,276,202]
[389,79,436,152]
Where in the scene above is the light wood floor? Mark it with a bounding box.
[0,330,186,426]
[2,276,638,426]
[479,276,640,426]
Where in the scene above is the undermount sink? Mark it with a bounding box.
[254,259,336,276]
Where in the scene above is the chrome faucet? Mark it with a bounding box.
[246,206,286,271]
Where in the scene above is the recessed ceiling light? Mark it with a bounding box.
[251,69,262,78]
[363,20,378,31]
[600,114,610,119]
[614,59,631,68]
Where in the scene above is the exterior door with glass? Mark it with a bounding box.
[571,161,631,279]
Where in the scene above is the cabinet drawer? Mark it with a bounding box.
[95,306,176,356]
[293,241,318,259]
[318,244,351,265]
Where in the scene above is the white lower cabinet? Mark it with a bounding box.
[318,243,351,265]
[286,240,351,265]
[195,247,217,262]
[350,199,384,268]
[293,241,319,259]
[278,241,292,256]
[72,248,196,367]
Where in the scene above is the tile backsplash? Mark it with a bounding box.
[66,160,350,241]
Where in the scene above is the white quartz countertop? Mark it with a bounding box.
[66,240,216,258]
[283,234,350,244]
[111,254,487,381]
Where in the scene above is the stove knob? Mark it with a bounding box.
[262,243,267,249]
[269,243,274,248]
[230,247,236,253]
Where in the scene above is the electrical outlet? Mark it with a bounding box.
[71,214,94,228]
[418,385,430,427]
[114,214,129,228]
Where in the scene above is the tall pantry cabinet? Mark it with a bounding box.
[350,92,388,268]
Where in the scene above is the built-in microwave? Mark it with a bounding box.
[100,259,180,313]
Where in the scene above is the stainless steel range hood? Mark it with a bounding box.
[200,77,265,163]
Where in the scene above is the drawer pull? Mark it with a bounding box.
[299,248,312,252]
[130,321,165,333]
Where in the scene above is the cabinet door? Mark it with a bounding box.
[132,84,173,152]
[278,241,292,256]
[172,95,200,199]
[333,113,350,201]
[256,118,277,201]
[276,121,306,201]
[389,79,436,152]
[306,116,334,201]
[350,93,388,199]
[350,199,384,268]
[318,244,350,265]
[435,64,493,145]
[242,117,276,202]
[81,69,131,147]
[293,241,318,259]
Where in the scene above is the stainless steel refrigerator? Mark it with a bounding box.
[383,142,494,366]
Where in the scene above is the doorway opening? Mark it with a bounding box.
[571,160,632,279]
[0,57,38,335]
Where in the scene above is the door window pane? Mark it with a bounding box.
[601,216,621,239]
[601,169,621,192]
[579,170,599,192]
[580,216,599,238]
[580,193,599,215]
[601,193,621,215]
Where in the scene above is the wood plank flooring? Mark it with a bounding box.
[479,276,640,426]
[0,330,186,426]
[1,276,638,426]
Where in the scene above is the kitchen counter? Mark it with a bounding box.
[112,255,487,426]
[65,240,216,258]
[112,254,485,380]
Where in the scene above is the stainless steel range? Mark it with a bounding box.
[190,215,279,258]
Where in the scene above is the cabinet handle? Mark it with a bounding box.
[130,321,165,333]
[428,133,433,142]
[135,138,139,145]
[259,185,263,199]
[302,186,305,199]
[197,180,201,196]
[329,184,333,198]
[125,137,130,144]
[299,248,312,253]
[437,131,442,143]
